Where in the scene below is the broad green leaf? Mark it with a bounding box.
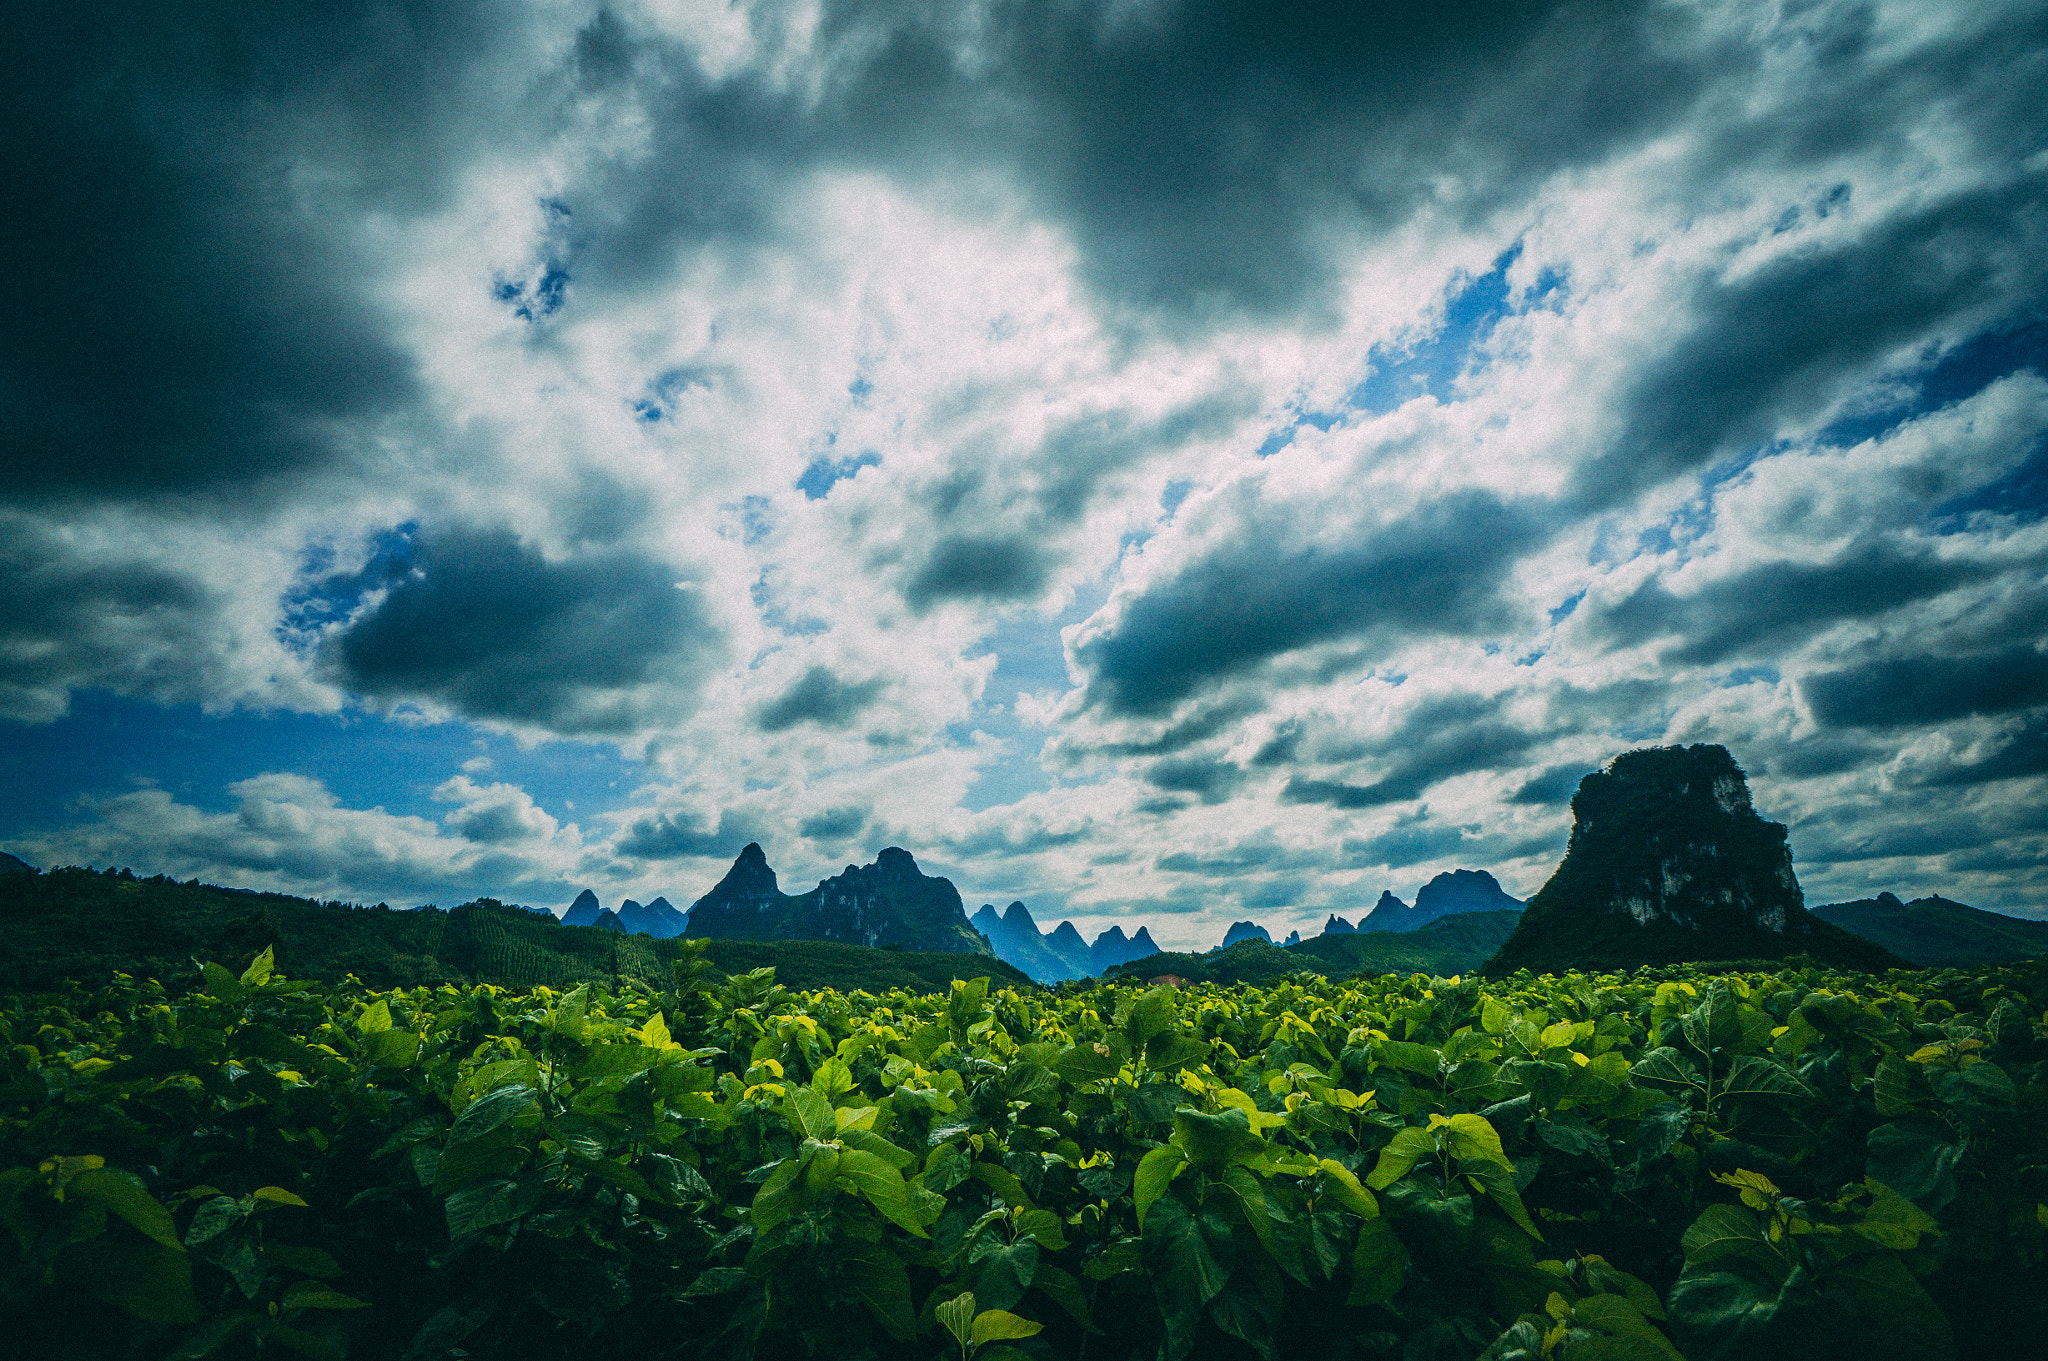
[936,1292,976,1347]
[837,1148,930,1236]
[201,962,242,1003]
[1629,1048,1699,1088]
[811,1055,854,1099]
[638,1011,673,1050]
[1316,1158,1378,1218]
[1816,1251,1956,1361]
[249,1186,307,1207]
[1052,1042,1121,1085]
[1365,1126,1437,1190]
[1032,1263,1096,1331]
[356,999,393,1035]
[1015,1207,1069,1250]
[1666,1265,1793,1361]
[1440,1113,1513,1171]
[1716,1056,1814,1105]
[641,1152,714,1204]
[842,1245,917,1341]
[1145,1033,1211,1071]
[1346,1216,1409,1307]
[1866,1117,1966,1210]
[69,1168,183,1251]
[789,1085,834,1141]
[1141,1194,1232,1313]
[840,1127,916,1169]
[184,1196,245,1247]
[1376,1040,1442,1076]
[971,1161,1033,1209]
[364,1029,419,1068]
[238,946,274,988]
[1173,1106,1264,1169]
[444,1176,537,1238]
[750,1160,803,1233]
[280,1281,369,1311]
[1680,987,1743,1055]
[1872,1053,1929,1116]
[1460,1157,1541,1239]
[971,1310,1045,1345]
[1679,1203,1773,1268]
[1119,987,1178,1048]
[449,1083,537,1145]
[1135,1144,1185,1224]
[1852,1178,1939,1250]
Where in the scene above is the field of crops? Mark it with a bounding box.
[3,947,2044,1360]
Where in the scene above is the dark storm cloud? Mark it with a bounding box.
[616,810,765,861]
[0,520,218,719]
[556,1,1722,323]
[1143,756,1245,804]
[1341,820,1477,872]
[332,527,718,733]
[1508,762,1587,806]
[0,1,527,504]
[799,806,870,842]
[1156,838,1320,878]
[904,538,1052,611]
[1593,540,1994,666]
[1279,694,1544,810]
[1577,179,2048,507]
[1923,715,2048,789]
[1804,647,2048,728]
[1074,492,1542,716]
[754,666,887,733]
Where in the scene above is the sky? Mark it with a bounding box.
[6,0,2048,948]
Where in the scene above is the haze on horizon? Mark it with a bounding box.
[5,0,2048,950]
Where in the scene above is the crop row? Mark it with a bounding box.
[2,946,2045,1360]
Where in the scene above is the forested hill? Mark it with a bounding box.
[0,866,1030,995]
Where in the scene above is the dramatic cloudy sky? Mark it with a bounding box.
[7,0,2048,945]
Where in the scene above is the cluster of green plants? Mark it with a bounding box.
[3,946,2044,1360]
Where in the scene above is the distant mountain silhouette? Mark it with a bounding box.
[1323,914,1356,934]
[1812,892,2048,967]
[971,900,1160,981]
[1358,872,1523,932]
[616,895,689,939]
[685,844,992,955]
[1220,920,1272,948]
[561,888,603,927]
[1488,745,1899,975]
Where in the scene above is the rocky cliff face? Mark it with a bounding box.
[1487,745,1898,975]
[686,844,993,956]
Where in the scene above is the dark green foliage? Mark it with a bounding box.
[1489,746,1903,976]
[1811,893,2048,967]
[0,867,1029,996]
[3,952,2046,1359]
[1108,911,1524,985]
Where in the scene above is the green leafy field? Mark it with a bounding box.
[3,948,2044,1360]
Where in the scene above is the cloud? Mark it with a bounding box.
[1279,693,1546,809]
[614,810,763,862]
[1804,648,2048,728]
[332,527,721,734]
[1071,491,1543,717]
[11,772,580,906]
[905,537,1052,611]
[754,666,887,732]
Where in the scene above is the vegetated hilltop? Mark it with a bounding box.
[684,843,992,955]
[1108,909,1524,985]
[1811,892,2048,967]
[0,865,1028,995]
[1487,744,1902,975]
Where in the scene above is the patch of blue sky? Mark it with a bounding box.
[1547,590,1585,626]
[631,366,717,423]
[1720,666,1782,687]
[277,523,418,642]
[1253,244,1553,458]
[1819,316,2048,450]
[795,449,881,500]
[956,598,1104,813]
[0,691,643,855]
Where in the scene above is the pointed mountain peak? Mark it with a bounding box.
[1048,920,1087,947]
[646,896,675,913]
[1001,900,1038,931]
[1877,891,1905,909]
[1130,926,1159,948]
[1092,925,1130,947]
[1324,914,1355,934]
